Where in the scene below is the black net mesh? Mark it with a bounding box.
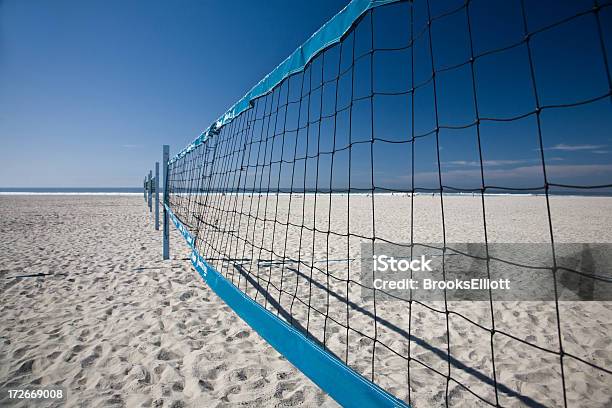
[167,1,612,406]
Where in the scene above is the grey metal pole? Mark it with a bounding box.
[162,145,170,260]
[144,177,146,202]
[148,170,152,212]
[155,162,160,230]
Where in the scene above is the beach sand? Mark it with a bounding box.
[0,196,336,408]
[1,194,611,407]
[187,193,612,407]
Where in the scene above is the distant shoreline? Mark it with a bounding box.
[0,192,144,196]
[2,189,612,197]
[0,187,142,194]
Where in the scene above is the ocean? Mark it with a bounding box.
[0,187,142,195]
[1,187,611,196]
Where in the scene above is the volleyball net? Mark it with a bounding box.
[165,0,612,406]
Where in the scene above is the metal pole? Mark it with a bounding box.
[155,162,160,230]
[148,170,152,212]
[144,177,146,202]
[162,145,170,259]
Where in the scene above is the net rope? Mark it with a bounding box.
[167,1,612,406]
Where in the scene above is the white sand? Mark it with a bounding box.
[1,194,611,407]
[189,193,612,407]
[0,196,336,408]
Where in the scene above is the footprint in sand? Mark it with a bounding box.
[221,385,241,402]
[229,368,248,382]
[198,379,214,392]
[106,394,124,406]
[234,330,250,339]
[14,359,34,375]
[128,365,151,384]
[274,381,297,399]
[77,328,90,342]
[179,291,193,301]
[250,378,268,390]
[281,389,305,406]
[13,346,28,358]
[80,353,99,368]
[156,348,180,361]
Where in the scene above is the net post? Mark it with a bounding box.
[148,170,152,212]
[155,162,160,231]
[162,145,170,260]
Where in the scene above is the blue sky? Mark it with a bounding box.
[0,0,349,187]
[194,0,611,193]
[1,0,611,190]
